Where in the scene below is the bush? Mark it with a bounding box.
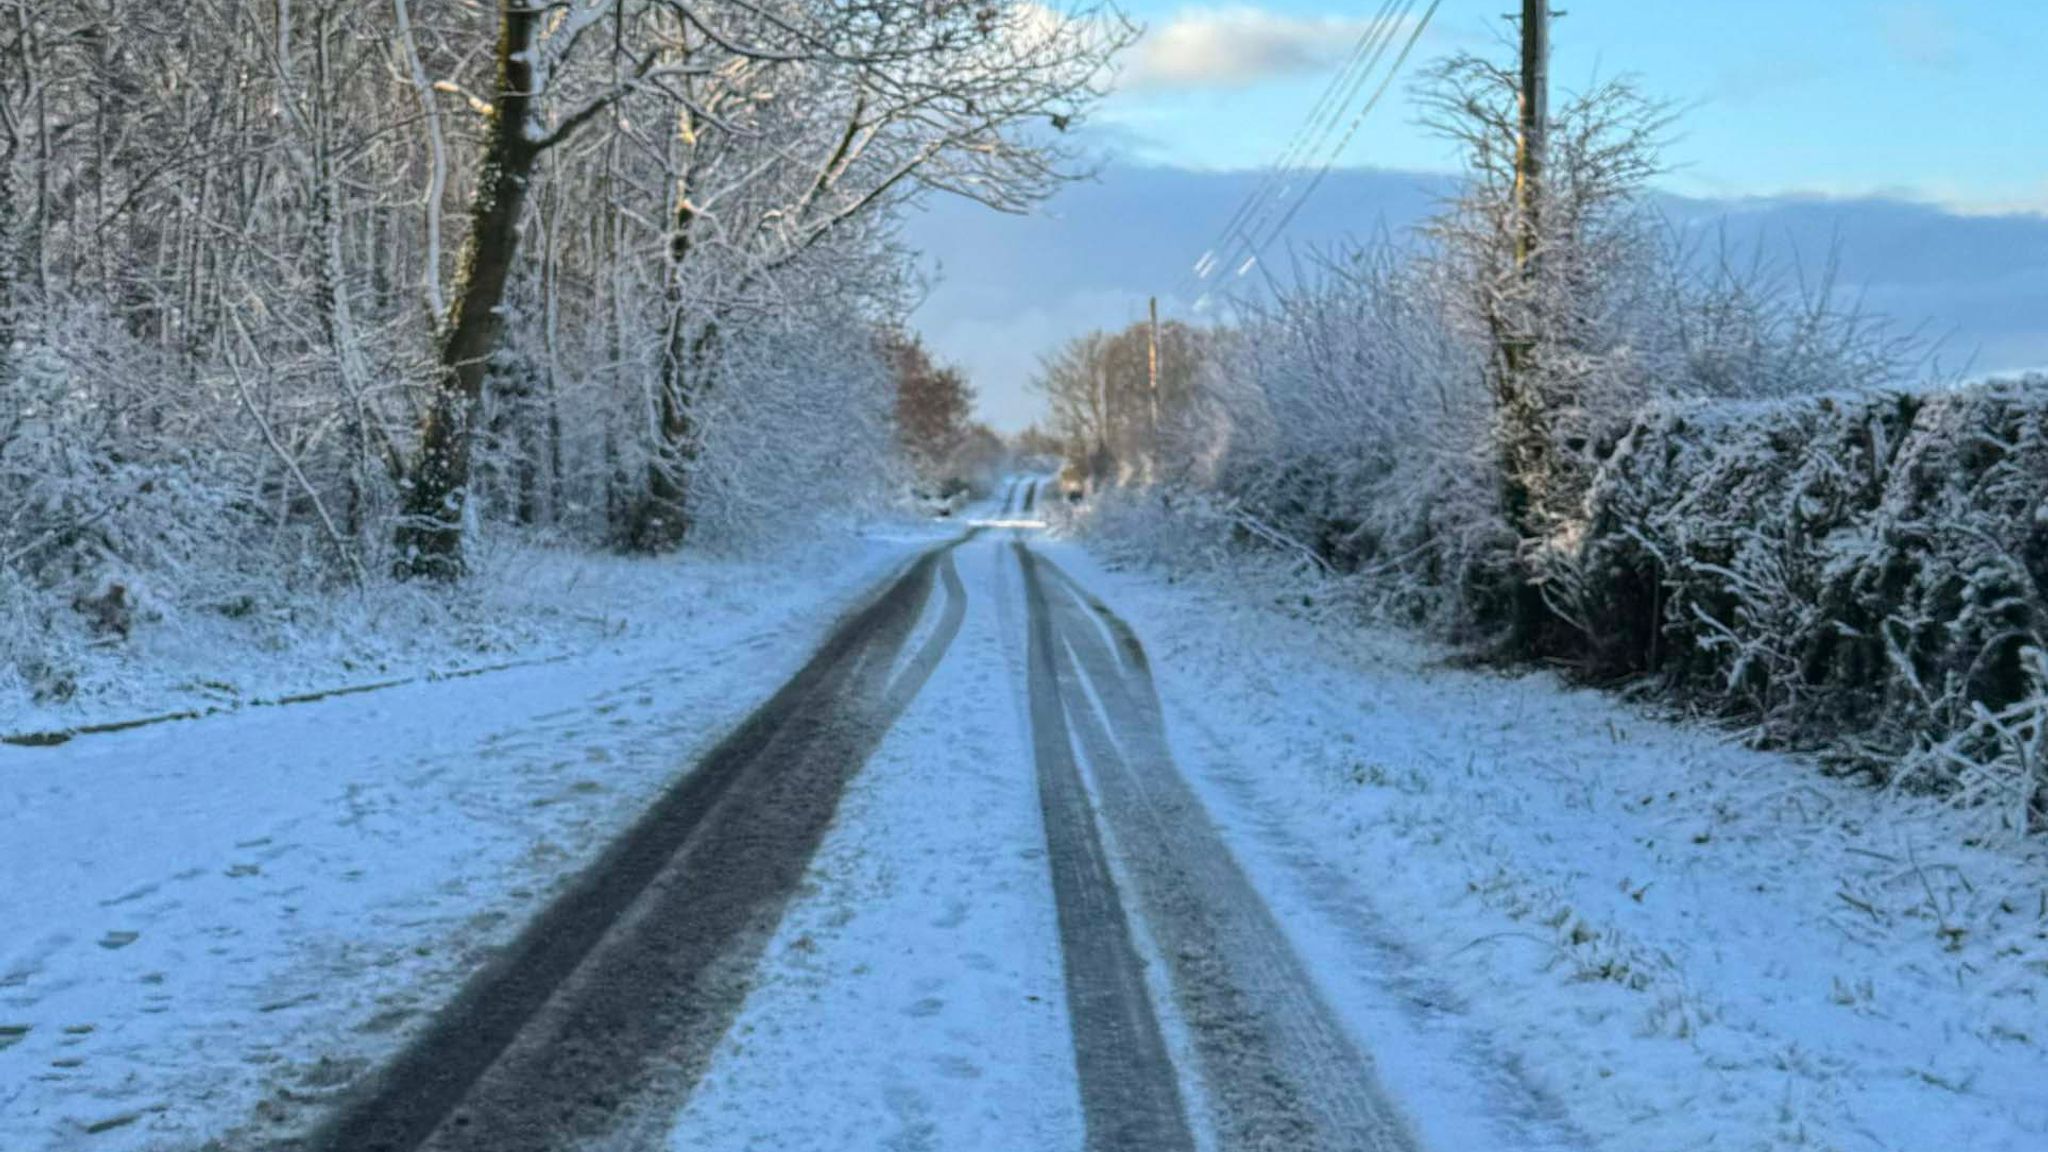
[1097,365,2048,837]
[1569,377,2048,832]
[0,328,324,704]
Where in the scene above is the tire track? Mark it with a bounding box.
[301,540,971,1152]
[1024,545,1420,1152]
[1017,543,1198,1152]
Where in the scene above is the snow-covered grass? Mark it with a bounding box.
[1051,538,2048,1152]
[0,521,895,739]
[0,528,930,1151]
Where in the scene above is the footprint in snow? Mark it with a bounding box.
[96,882,161,908]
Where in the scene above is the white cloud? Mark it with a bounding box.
[1120,7,1384,92]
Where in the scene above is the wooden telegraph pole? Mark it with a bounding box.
[1515,0,1548,276]
[1498,0,1553,644]
[1146,296,1161,480]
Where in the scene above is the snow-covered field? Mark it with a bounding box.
[1055,541,2048,1152]
[0,530,930,1150]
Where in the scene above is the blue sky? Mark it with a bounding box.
[906,3,2048,430]
[1099,1,2048,211]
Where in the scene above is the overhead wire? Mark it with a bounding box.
[1175,0,1413,301]
[1186,0,1408,283]
[1227,0,1443,279]
[1199,0,1421,290]
[1174,0,1443,312]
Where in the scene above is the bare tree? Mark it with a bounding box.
[1,0,1132,701]
[1414,49,1672,639]
[394,0,1133,574]
[1033,318,1218,487]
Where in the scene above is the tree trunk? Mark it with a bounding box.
[540,177,565,524]
[395,0,542,579]
[628,156,706,555]
[632,315,717,553]
[1488,314,1555,652]
[0,149,18,378]
[1492,0,1555,652]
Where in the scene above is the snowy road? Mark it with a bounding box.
[309,542,972,1152]
[9,491,2041,1152]
[1018,542,1414,1152]
[279,501,1440,1151]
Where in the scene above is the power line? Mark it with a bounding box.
[1201,0,1422,289]
[1229,0,1443,276]
[1175,0,1414,299]
[1180,0,1442,312]
[1189,0,1408,281]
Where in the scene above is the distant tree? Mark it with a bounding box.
[884,329,978,491]
[952,423,1009,492]
[1031,318,1217,485]
[1012,425,1066,462]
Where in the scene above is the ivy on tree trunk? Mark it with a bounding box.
[395,1,541,580]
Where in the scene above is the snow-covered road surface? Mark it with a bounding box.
[1018,541,1198,1152]
[309,542,971,1152]
[5,492,2043,1152]
[1019,542,1414,1151]
[0,536,930,1150]
[303,515,1422,1152]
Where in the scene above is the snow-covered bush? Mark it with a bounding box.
[1201,245,1510,628]
[0,317,345,703]
[685,301,902,547]
[1571,377,2048,833]
[1570,392,1912,690]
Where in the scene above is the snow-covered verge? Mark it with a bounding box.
[0,522,891,740]
[1050,539,2048,1152]
[0,529,930,1151]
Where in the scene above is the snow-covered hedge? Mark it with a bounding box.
[1571,377,2048,832]
[1094,371,2047,836]
[1193,246,1517,630]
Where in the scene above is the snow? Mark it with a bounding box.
[7,502,2044,1152]
[3,542,737,741]
[1047,539,2048,1152]
[0,533,925,1151]
[667,536,1083,1151]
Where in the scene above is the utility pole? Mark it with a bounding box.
[1515,0,1549,276]
[1497,0,1553,646]
[1146,296,1161,480]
